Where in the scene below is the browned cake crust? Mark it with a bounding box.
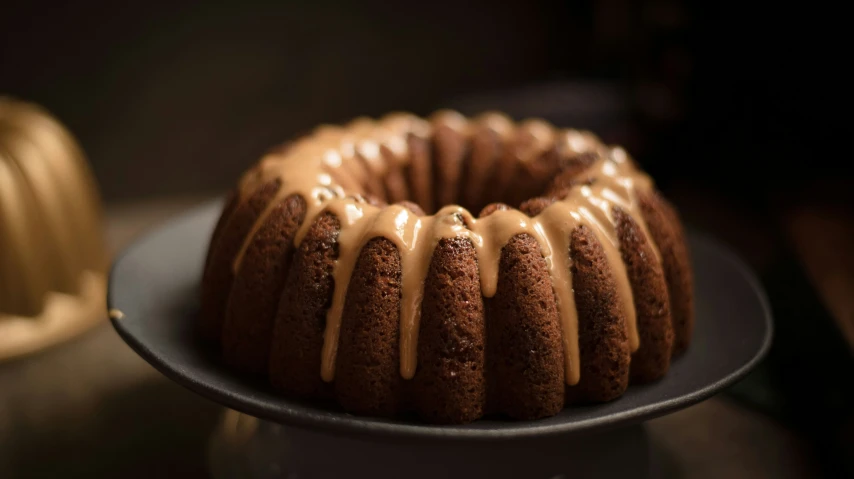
[639,191,694,355]
[519,198,630,404]
[356,155,386,201]
[513,145,561,206]
[334,237,406,417]
[478,202,512,218]
[567,225,631,403]
[483,223,565,419]
[203,190,238,274]
[547,152,600,194]
[518,196,555,216]
[222,194,307,373]
[614,207,675,383]
[490,136,522,201]
[268,212,339,399]
[461,127,501,213]
[200,113,695,424]
[432,123,467,209]
[412,237,487,423]
[199,179,280,342]
[382,147,410,205]
[406,134,434,213]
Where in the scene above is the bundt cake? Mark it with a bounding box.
[200,110,693,424]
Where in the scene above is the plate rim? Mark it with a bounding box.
[108,201,774,441]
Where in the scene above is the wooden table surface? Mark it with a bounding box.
[0,197,819,479]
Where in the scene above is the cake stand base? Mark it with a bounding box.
[209,411,657,479]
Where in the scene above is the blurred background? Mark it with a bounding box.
[1,1,851,478]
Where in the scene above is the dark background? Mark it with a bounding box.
[2,1,851,477]
[3,1,848,202]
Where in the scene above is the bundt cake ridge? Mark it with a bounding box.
[199,110,694,423]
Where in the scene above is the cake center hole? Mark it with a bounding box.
[347,134,590,215]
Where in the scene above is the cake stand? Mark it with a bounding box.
[109,200,773,479]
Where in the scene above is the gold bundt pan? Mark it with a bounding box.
[0,97,107,360]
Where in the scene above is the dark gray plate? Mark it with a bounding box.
[109,200,772,441]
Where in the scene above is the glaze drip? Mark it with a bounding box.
[230,111,657,386]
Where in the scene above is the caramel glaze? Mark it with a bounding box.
[222,110,666,387]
